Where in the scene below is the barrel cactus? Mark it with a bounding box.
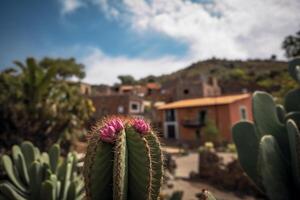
[0,141,84,200]
[83,117,163,200]
[232,58,300,199]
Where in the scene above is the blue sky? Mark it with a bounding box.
[1,0,300,84]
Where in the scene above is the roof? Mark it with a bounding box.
[157,93,250,110]
[146,83,161,90]
[120,85,134,91]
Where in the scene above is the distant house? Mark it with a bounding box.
[92,84,112,96]
[115,85,147,97]
[156,93,252,144]
[161,75,221,101]
[91,94,144,119]
[79,82,92,96]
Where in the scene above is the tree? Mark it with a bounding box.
[117,75,136,85]
[203,120,221,144]
[0,57,94,151]
[282,30,300,58]
[40,57,85,79]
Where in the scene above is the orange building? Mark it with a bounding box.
[156,93,252,144]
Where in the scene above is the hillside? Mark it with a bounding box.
[140,58,295,99]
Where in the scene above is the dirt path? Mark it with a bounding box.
[169,152,255,200]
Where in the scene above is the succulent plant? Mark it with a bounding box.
[0,141,84,200]
[196,189,216,200]
[83,116,163,200]
[232,58,300,199]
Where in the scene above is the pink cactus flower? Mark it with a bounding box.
[107,118,124,132]
[99,118,124,143]
[132,118,150,135]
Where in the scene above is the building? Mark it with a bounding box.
[156,93,252,144]
[79,82,92,96]
[160,75,221,102]
[91,84,112,96]
[91,94,144,119]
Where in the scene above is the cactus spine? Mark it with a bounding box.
[83,117,163,200]
[232,58,300,199]
[0,141,84,200]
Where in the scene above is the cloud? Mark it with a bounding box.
[81,47,192,84]
[59,0,300,84]
[59,0,84,14]
[95,0,300,59]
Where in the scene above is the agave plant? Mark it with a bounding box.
[232,58,300,199]
[0,141,84,200]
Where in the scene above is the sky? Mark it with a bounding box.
[1,0,300,84]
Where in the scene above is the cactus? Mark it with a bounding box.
[232,58,300,199]
[83,117,163,200]
[0,141,84,200]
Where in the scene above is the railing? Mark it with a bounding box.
[181,120,205,128]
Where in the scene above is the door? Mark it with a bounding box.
[164,109,178,139]
[166,124,176,139]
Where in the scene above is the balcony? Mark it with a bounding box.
[181,119,205,128]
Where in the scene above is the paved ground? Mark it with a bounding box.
[167,152,255,200]
[175,153,198,178]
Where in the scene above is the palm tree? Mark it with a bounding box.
[0,57,94,151]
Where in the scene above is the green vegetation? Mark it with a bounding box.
[232,58,300,199]
[117,75,136,85]
[282,30,300,58]
[0,141,84,200]
[0,57,94,151]
[203,120,221,144]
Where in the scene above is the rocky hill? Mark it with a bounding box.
[140,58,293,98]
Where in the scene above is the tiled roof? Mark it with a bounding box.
[146,83,161,89]
[157,93,250,110]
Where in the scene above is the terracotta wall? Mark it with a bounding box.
[176,105,232,142]
[157,96,252,143]
[229,96,253,126]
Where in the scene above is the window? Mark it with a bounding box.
[183,89,189,95]
[165,109,176,122]
[198,110,207,124]
[129,101,140,113]
[240,106,247,120]
[131,103,138,110]
[166,124,176,139]
[118,106,124,113]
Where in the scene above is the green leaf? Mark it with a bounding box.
[286,120,300,191]
[232,121,261,188]
[12,145,29,185]
[41,180,56,200]
[258,135,291,200]
[276,104,286,123]
[28,161,43,200]
[285,88,300,112]
[49,144,60,174]
[21,141,37,169]
[252,92,289,159]
[0,182,27,200]
[1,155,27,193]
